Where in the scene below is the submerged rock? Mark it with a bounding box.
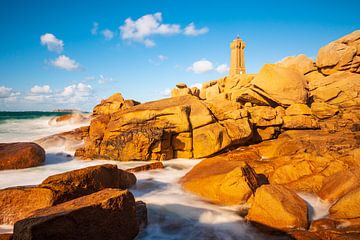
[126,162,164,173]
[0,142,45,170]
[13,189,140,240]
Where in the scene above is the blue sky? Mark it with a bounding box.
[0,0,359,111]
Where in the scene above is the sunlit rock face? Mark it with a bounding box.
[316,30,360,75]
[77,95,253,161]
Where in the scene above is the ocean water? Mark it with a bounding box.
[0,111,89,142]
[0,112,329,239]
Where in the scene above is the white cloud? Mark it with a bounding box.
[187,59,214,74]
[24,95,49,102]
[216,64,229,74]
[91,22,99,35]
[160,88,171,97]
[40,33,64,53]
[57,83,92,103]
[30,85,52,94]
[51,55,80,71]
[158,55,168,61]
[120,12,181,47]
[184,23,209,36]
[190,83,203,89]
[101,29,114,40]
[0,86,14,98]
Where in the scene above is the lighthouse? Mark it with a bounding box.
[229,36,246,75]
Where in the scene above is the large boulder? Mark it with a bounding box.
[181,148,267,205]
[316,30,360,75]
[13,189,140,240]
[277,54,317,75]
[330,187,360,219]
[39,164,136,204]
[0,142,45,170]
[250,64,308,107]
[309,71,360,107]
[246,185,308,231]
[318,169,360,202]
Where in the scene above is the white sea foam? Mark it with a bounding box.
[298,192,331,220]
[0,116,89,143]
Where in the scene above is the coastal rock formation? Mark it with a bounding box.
[316,30,360,75]
[76,95,252,160]
[13,189,139,240]
[0,164,136,224]
[246,185,308,231]
[0,142,45,170]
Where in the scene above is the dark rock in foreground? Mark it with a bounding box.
[13,189,139,240]
[0,164,136,224]
[40,164,136,204]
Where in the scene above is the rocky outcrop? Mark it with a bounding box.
[93,93,139,116]
[0,143,45,170]
[246,185,308,231]
[13,189,139,240]
[316,30,360,75]
[76,95,253,161]
[0,164,136,224]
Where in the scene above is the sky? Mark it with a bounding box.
[0,0,359,111]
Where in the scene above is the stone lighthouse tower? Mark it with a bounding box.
[230,36,246,75]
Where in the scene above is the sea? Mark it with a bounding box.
[0,112,330,239]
